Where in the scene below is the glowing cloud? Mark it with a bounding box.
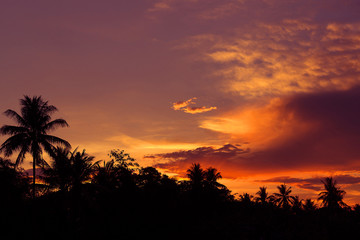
[154,87,360,177]
[172,97,217,114]
[172,97,197,110]
[180,20,360,98]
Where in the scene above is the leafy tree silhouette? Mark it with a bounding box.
[108,149,139,170]
[273,184,296,209]
[92,149,138,191]
[318,177,347,209]
[138,167,162,190]
[0,96,70,198]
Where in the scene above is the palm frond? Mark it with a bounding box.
[3,109,28,127]
[43,119,69,132]
[0,125,28,135]
[15,144,30,166]
[0,133,29,156]
[41,135,71,148]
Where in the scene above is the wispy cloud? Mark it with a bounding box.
[183,106,217,114]
[147,0,172,12]
[178,20,360,98]
[172,97,217,114]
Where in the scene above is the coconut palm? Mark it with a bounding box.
[291,195,303,213]
[318,177,347,209]
[239,192,254,205]
[0,96,70,197]
[303,199,317,212]
[255,186,270,204]
[42,147,98,192]
[92,160,119,189]
[273,184,296,209]
[204,167,222,188]
[41,146,72,192]
[186,163,205,190]
[69,148,99,192]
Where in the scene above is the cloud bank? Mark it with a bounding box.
[151,86,360,177]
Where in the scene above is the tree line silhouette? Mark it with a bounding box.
[1,96,360,239]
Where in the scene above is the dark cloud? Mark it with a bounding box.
[255,86,360,170]
[147,144,249,177]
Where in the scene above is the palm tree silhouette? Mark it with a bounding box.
[291,195,303,213]
[0,96,70,197]
[239,192,253,205]
[92,160,119,189]
[69,147,99,192]
[186,163,205,191]
[204,167,222,189]
[42,147,98,191]
[318,177,347,209]
[255,186,270,204]
[303,198,317,212]
[273,184,295,209]
[41,146,72,192]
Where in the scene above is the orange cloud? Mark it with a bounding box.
[200,97,313,149]
[183,106,217,114]
[153,87,360,178]
[179,20,360,98]
[172,97,217,114]
[172,97,197,110]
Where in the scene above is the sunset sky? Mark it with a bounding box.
[1,0,360,204]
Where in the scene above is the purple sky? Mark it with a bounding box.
[1,0,360,204]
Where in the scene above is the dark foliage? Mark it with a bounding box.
[1,97,360,239]
[1,156,360,239]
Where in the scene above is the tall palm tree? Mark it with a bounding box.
[0,96,70,197]
[318,177,347,209]
[273,184,296,209]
